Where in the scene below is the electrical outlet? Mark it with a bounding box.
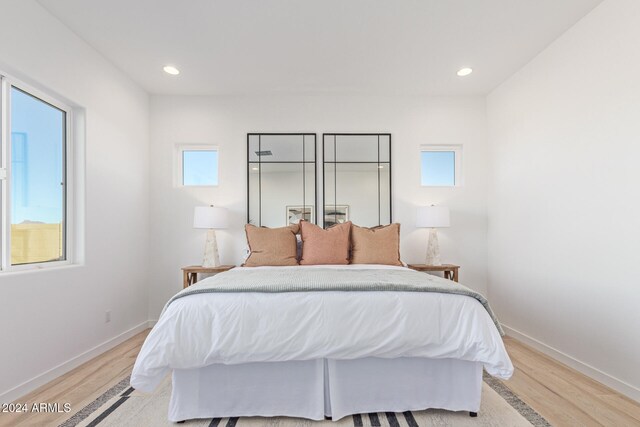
[105,310,111,323]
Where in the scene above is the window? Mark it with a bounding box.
[420,145,462,187]
[1,73,73,270]
[175,145,219,186]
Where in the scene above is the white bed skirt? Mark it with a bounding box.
[168,357,483,422]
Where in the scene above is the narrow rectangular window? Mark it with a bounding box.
[9,87,66,265]
[1,72,73,271]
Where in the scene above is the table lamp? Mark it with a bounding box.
[193,206,228,267]
[416,205,450,266]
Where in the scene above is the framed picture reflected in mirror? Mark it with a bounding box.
[323,205,349,227]
[286,206,314,225]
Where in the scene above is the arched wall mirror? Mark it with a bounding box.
[247,133,317,227]
[323,133,392,228]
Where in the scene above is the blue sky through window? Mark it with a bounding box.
[11,87,65,224]
[183,150,219,185]
[421,151,455,186]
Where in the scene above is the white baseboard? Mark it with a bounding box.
[8,319,636,405]
[503,324,640,402]
[0,320,152,404]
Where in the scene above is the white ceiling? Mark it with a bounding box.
[38,0,601,96]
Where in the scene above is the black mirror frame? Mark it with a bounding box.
[322,133,392,229]
[247,133,318,226]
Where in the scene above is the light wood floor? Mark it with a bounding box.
[1,331,638,427]
[0,330,150,427]
[502,337,640,426]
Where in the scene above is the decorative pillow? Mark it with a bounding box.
[350,223,402,266]
[300,221,351,265]
[243,224,300,267]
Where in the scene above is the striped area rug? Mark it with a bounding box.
[60,374,550,427]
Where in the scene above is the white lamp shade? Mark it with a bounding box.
[193,206,228,229]
[416,206,450,228]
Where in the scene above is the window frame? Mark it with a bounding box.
[420,144,463,187]
[0,72,74,272]
[173,144,220,187]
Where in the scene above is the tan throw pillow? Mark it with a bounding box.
[350,223,402,266]
[243,224,300,267]
[300,221,351,265]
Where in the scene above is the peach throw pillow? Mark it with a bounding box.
[350,223,402,266]
[243,223,299,266]
[300,221,351,265]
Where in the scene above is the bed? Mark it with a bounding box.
[131,264,513,422]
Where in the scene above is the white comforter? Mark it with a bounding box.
[131,265,513,392]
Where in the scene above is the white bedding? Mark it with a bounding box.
[131,264,513,392]
[168,358,484,421]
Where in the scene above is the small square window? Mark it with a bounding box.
[175,145,219,186]
[420,146,461,187]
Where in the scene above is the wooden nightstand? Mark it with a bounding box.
[182,265,235,288]
[407,264,460,283]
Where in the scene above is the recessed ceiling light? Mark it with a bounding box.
[378,165,384,169]
[457,67,473,77]
[252,167,259,171]
[163,65,180,75]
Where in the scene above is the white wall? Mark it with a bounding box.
[0,1,149,401]
[487,0,640,400]
[149,95,489,317]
